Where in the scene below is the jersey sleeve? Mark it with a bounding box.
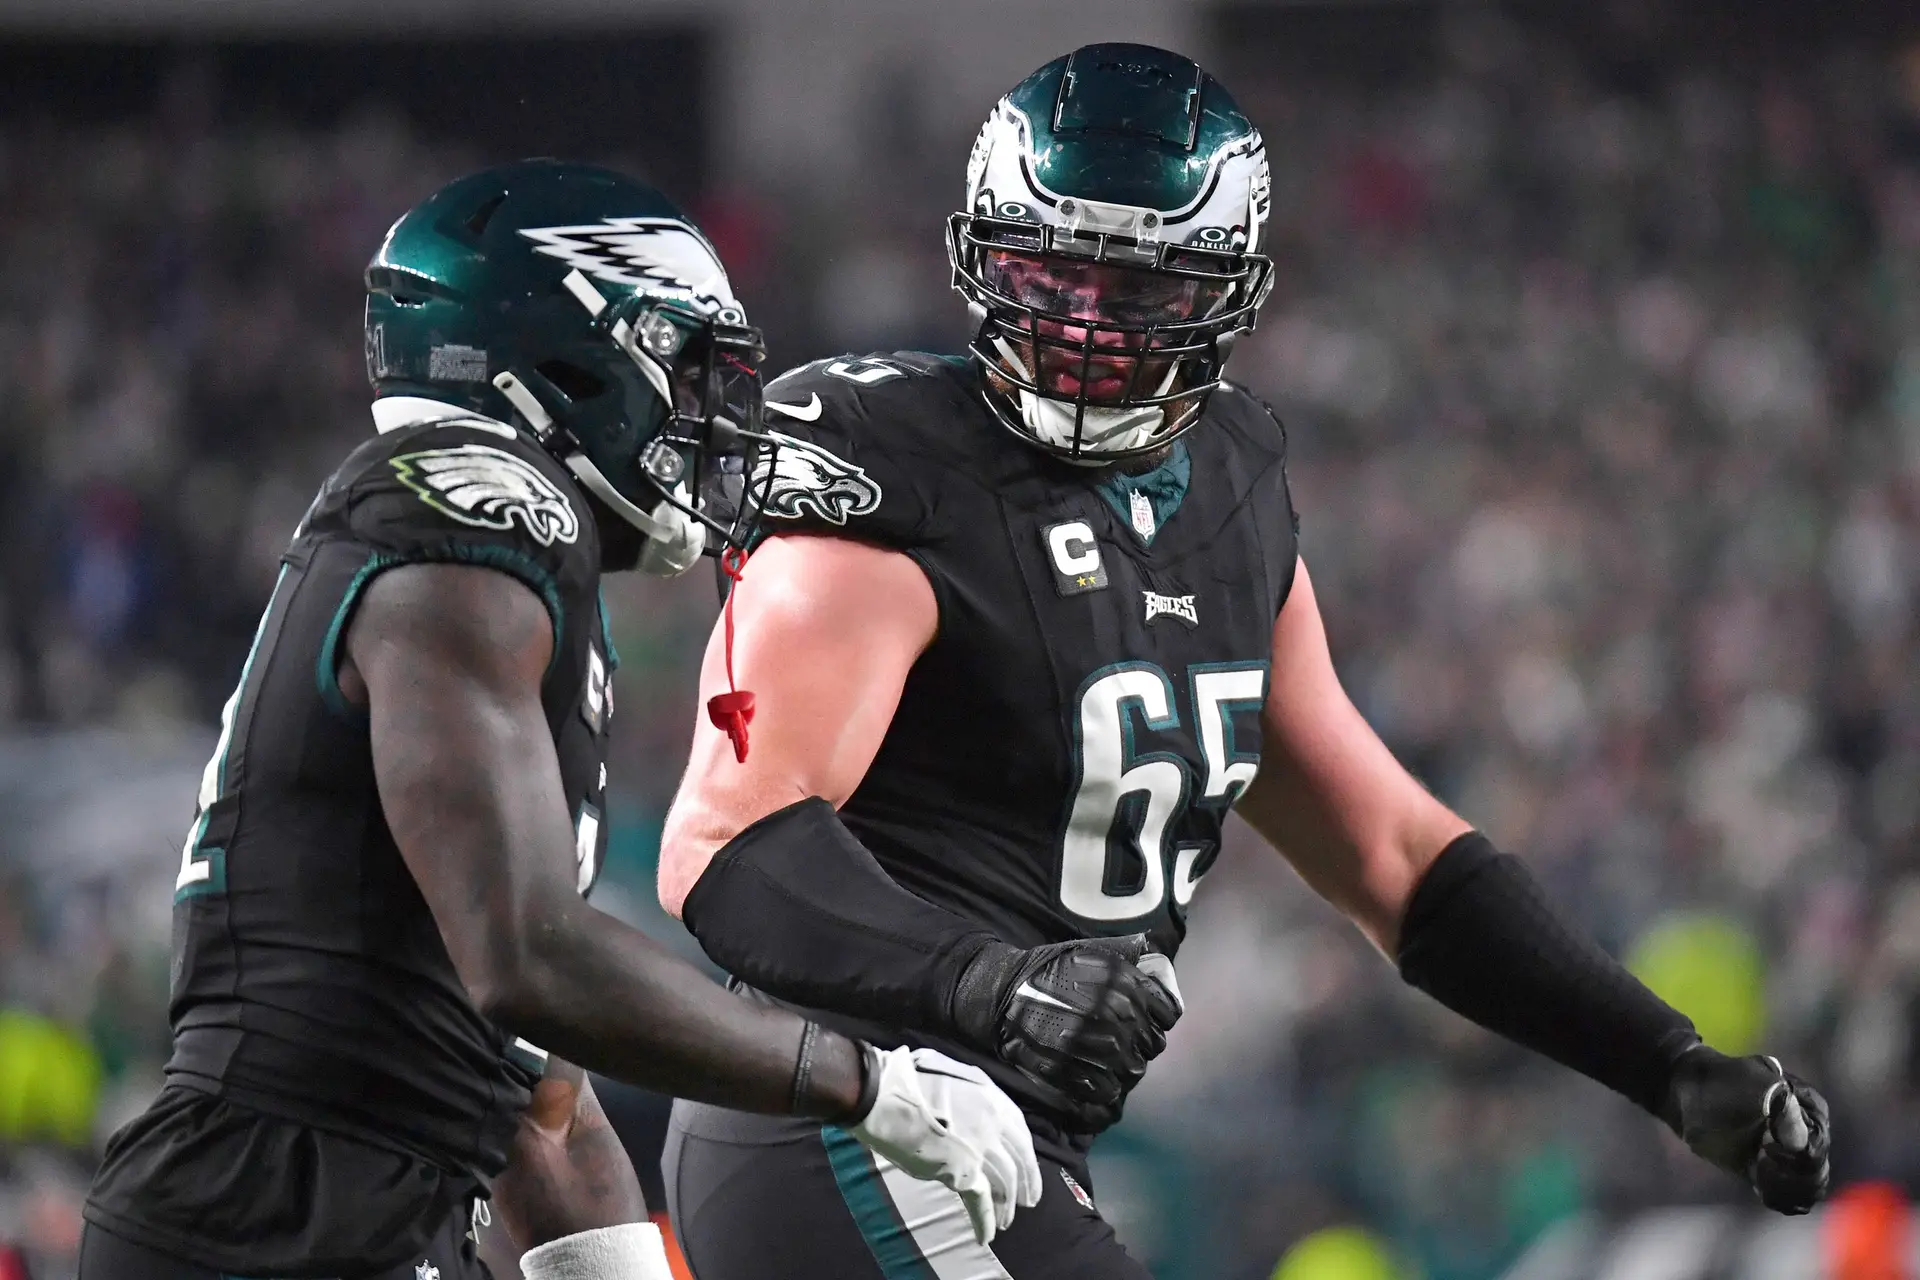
[334,420,598,634]
[747,355,945,551]
[1214,382,1301,611]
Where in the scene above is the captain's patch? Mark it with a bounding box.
[390,444,580,546]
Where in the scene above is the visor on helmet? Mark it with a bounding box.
[977,251,1238,335]
[948,211,1272,461]
[975,250,1240,406]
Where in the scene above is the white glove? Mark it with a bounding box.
[520,1222,673,1280]
[849,1045,1042,1246]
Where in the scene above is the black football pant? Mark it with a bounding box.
[664,1101,1150,1280]
[77,1208,491,1280]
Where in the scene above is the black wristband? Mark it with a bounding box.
[682,796,998,1035]
[849,1042,882,1124]
[1397,832,1700,1116]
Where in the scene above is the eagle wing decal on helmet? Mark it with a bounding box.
[391,443,581,547]
[517,217,740,318]
[749,432,883,526]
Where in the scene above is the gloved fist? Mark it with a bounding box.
[1661,1044,1831,1215]
[950,933,1183,1130]
[849,1045,1042,1246]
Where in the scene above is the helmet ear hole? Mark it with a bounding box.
[535,360,610,404]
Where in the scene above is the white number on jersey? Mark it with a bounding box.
[1058,660,1268,923]
[824,357,906,386]
[177,568,290,899]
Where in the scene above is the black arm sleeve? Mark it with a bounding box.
[681,796,998,1033]
[1396,833,1700,1116]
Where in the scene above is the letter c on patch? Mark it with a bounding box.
[1047,520,1100,576]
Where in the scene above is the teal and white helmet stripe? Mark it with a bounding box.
[961,82,1272,261]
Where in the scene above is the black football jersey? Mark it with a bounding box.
[121,411,611,1176]
[744,353,1298,1148]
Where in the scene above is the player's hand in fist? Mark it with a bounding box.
[849,1046,1042,1245]
[950,933,1183,1129]
[1661,1044,1831,1215]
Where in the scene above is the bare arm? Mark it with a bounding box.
[343,561,867,1118]
[656,533,1179,1129]
[1234,558,1834,1211]
[490,1058,646,1249]
[657,533,938,918]
[1233,558,1470,952]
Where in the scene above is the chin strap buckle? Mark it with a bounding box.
[705,546,755,762]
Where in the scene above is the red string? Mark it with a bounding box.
[706,546,755,762]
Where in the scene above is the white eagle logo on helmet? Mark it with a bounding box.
[518,217,742,320]
[749,432,883,526]
[966,99,1271,254]
[391,443,581,546]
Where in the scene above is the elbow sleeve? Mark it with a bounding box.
[680,797,995,1034]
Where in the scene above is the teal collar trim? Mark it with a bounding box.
[1095,440,1192,546]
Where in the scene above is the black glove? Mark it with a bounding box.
[1661,1043,1831,1215]
[949,933,1182,1129]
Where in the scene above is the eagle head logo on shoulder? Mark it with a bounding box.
[749,431,883,526]
[391,443,580,547]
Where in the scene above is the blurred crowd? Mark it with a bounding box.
[5,10,1920,1279]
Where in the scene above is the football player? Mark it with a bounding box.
[656,45,1834,1278]
[80,161,1043,1280]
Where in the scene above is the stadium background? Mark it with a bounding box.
[3,0,1920,1276]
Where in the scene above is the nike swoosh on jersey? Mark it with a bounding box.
[1014,981,1076,1012]
[766,394,824,421]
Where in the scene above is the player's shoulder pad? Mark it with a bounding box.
[752,352,972,548]
[327,416,598,593]
[1208,380,1301,543]
[1207,379,1290,462]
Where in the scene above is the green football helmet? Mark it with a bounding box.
[365,159,767,572]
[948,44,1274,463]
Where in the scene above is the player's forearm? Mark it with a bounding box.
[1395,832,1699,1115]
[678,795,1002,1036]
[484,893,870,1122]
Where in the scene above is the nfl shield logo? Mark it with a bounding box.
[416,1262,439,1280]
[1129,490,1156,541]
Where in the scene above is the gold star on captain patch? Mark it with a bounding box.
[1076,575,1097,587]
